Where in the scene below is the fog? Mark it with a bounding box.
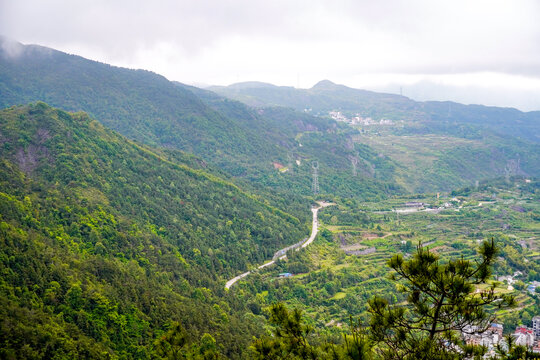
[1,0,539,110]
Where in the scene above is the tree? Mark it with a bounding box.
[493,334,540,360]
[341,318,373,360]
[154,322,189,359]
[250,304,373,360]
[250,303,318,360]
[367,239,515,360]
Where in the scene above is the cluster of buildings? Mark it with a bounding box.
[463,317,540,356]
[327,111,394,126]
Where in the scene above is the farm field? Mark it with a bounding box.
[236,178,540,335]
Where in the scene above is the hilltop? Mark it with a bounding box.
[210,80,540,143]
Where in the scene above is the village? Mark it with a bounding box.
[463,316,540,356]
[328,110,396,126]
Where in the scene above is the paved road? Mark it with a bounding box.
[225,202,334,289]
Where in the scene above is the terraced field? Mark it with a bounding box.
[234,178,540,335]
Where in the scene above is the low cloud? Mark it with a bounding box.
[1,0,539,109]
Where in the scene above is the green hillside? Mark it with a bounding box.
[0,103,309,358]
[236,178,540,344]
[178,83,402,199]
[210,80,540,192]
[210,80,422,121]
[0,40,401,201]
[210,80,540,143]
[0,41,283,178]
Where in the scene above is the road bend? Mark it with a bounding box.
[225,201,334,289]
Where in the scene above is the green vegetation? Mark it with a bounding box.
[236,179,540,343]
[248,240,536,359]
[367,239,513,360]
[356,126,540,193]
[212,80,540,192]
[0,41,402,203]
[1,41,539,359]
[211,80,540,144]
[1,103,536,358]
[0,103,312,358]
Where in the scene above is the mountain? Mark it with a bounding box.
[0,103,309,358]
[0,39,401,200]
[210,80,540,143]
[210,80,540,192]
[209,80,423,121]
[178,83,404,200]
[2,38,536,195]
[0,39,284,178]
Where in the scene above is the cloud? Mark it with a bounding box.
[1,0,539,109]
[0,36,25,59]
[0,0,312,58]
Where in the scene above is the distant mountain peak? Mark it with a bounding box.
[312,79,337,89]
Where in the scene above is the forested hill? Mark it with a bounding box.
[0,103,307,358]
[176,82,403,199]
[210,80,540,143]
[210,80,540,192]
[0,39,283,177]
[0,39,402,200]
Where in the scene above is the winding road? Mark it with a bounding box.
[225,201,334,289]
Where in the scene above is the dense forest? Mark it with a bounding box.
[0,103,311,358]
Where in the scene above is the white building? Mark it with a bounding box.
[533,316,540,338]
[513,326,535,347]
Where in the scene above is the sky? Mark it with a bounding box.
[1,0,540,111]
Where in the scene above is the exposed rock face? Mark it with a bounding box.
[14,128,53,175]
[16,144,51,175]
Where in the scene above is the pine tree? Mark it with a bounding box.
[367,239,515,360]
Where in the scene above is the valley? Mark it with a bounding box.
[234,178,540,339]
[213,80,540,193]
[0,38,539,359]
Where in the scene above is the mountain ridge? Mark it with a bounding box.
[0,39,404,200]
[211,79,540,143]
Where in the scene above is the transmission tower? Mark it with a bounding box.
[312,161,319,195]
